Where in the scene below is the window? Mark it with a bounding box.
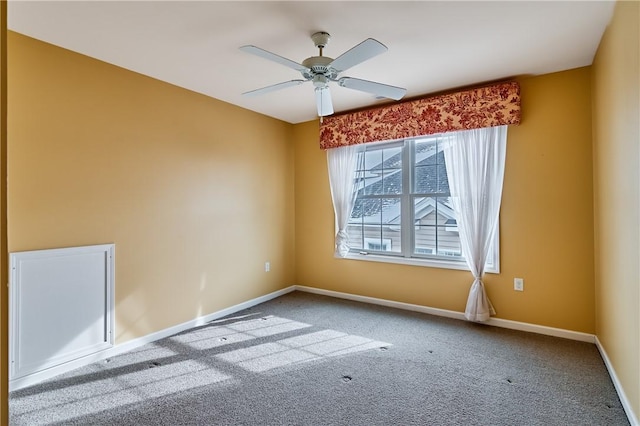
[346,135,499,272]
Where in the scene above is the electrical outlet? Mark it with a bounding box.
[514,278,524,291]
[265,262,270,272]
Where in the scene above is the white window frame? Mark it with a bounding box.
[344,137,500,274]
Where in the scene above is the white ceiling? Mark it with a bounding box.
[8,1,615,124]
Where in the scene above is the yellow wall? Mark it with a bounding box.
[592,0,640,417]
[294,67,596,333]
[8,32,296,344]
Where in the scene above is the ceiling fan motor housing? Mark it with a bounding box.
[302,56,337,80]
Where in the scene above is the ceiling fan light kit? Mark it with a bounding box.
[240,32,407,118]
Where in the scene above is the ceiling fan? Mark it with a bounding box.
[240,32,407,117]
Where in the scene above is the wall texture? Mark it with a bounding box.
[592,0,640,418]
[294,67,596,333]
[8,32,296,344]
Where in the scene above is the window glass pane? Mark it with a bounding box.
[350,197,401,253]
[414,195,461,258]
[382,146,402,169]
[415,196,452,223]
[381,198,401,226]
[352,198,380,219]
[415,138,438,165]
[436,164,449,193]
[414,165,438,194]
[359,230,400,254]
[414,140,449,194]
[352,198,401,225]
[346,224,364,250]
[365,173,401,195]
[382,170,402,194]
[436,226,463,257]
[362,228,381,248]
[382,229,401,253]
[363,146,402,195]
[414,197,456,225]
[440,196,454,211]
[414,224,436,255]
[363,177,381,195]
[364,149,382,170]
[414,196,436,226]
[414,226,462,257]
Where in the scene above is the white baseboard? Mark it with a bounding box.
[485,317,595,343]
[295,285,468,321]
[9,285,296,392]
[294,285,595,342]
[595,336,639,426]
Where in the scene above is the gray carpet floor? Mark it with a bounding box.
[10,291,629,425]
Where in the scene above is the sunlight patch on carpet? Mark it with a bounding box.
[10,360,231,425]
[172,315,311,351]
[216,328,391,373]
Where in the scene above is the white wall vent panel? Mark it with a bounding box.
[9,244,115,383]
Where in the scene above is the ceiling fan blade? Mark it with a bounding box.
[239,45,310,73]
[242,80,306,97]
[329,38,388,72]
[315,86,334,117]
[338,77,407,100]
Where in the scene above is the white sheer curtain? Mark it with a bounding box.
[444,126,507,322]
[327,145,363,257]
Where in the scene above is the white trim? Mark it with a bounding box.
[9,285,296,391]
[294,285,594,342]
[485,317,594,343]
[344,250,500,274]
[346,251,470,271]
[595,336,639,426]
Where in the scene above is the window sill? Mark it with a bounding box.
[341,252,499,274]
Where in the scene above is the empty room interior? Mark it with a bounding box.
[0,0,639,424]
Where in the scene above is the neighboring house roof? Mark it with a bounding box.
[352,148,451,222]
[352,195,456,226]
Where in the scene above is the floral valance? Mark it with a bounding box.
[319,81,521,150]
